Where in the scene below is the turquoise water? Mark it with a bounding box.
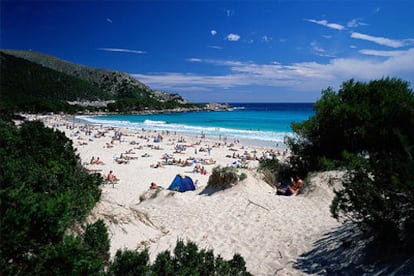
[79,103,314,146]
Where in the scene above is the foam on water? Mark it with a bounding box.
[80,115,291,144]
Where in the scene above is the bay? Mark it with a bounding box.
[79,103,314,147]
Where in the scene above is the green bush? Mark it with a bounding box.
[83,219,110,265]
[0,120,102,274]
[258,157,294,187]
[152,251,175,275]
[108,240,251,275]
[239,172,247,181]
[261,168,276,186]
[207,166,247,190]
[109,249,151,276]
[288,78,414,248]
[32,235,104,275]
[151,240,252,275]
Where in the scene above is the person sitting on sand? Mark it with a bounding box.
[150,182,159,189]
[106,170,119,182]
[90,156,96,164]
[277,175,303,196]
[95,157,105,165]
[193,163,201,173]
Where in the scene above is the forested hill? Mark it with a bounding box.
[0,49,193,113]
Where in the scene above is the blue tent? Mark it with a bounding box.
[168,174,195,192]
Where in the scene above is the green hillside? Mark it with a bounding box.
[0,50,196,113]
[1,49,184,102]
[0,52,111,112]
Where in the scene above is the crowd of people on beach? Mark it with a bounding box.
[30,115,293,193]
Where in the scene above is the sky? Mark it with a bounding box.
[1,1,414,103]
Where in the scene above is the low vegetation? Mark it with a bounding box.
[0,120,103,273]
[258,158,292,187]
[139,187,164,202]
[110,240,252,275]
[207,166,247,190]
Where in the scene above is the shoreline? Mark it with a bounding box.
[21,113,342,275]
[73,114,286,150]
[74,113,292,150]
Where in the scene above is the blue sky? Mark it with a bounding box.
[1,1,414,103]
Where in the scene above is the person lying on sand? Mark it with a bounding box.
[149,182,162,189]
[119,153,137,160]
[277,175,303,196]
[150,161,164,168]
[115,157,129,164]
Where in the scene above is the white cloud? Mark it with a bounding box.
[351,32,405,48]
[208,45,223,49]
[131,48,414,93]
[262,35,271,42]
[359,49,407,57]
[187,58,202,62]
[347,18,367,28]
[211,30,217,36]
[310,41,335,57]
[106,18,113,23]
[305,19,345,30]
[97,48,146,54]
[310,41,334,58]
[226,33,240,41]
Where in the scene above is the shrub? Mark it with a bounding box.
[258,157,294,187]
[151,240,252,275]
[288,78,414,248]
[32,235,104,275]
[106,240,252,275]
[207,166,247,190]
[152,251,175,275]
[0,121,102,273]
[261,168,276,186]
[83,219,110,265]
[109,249,151,276]
[239,172,247,181]
[139,187,164,202]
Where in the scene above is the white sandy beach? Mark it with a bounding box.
[30,114,344,275]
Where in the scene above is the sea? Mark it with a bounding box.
[78,103,315,148]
